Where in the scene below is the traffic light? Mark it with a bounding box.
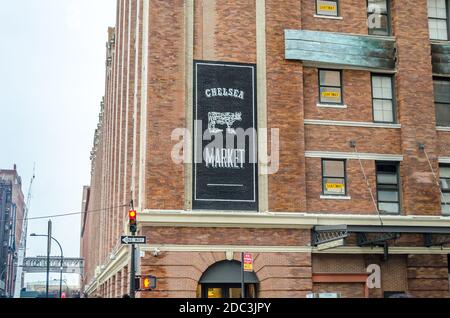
[140,275,157,291]
[129,209,137,233]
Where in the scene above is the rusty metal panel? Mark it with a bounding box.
[285,29,397,70]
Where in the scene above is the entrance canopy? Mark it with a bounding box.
[199,261,259,284]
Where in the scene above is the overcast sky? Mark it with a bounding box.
[0,0,116,286]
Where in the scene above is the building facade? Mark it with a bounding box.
[0,166,25,297]
[81,0,450,298]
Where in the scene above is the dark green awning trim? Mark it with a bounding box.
[285,29,397,70]
[199,261,259,284]
[315,224,450,234]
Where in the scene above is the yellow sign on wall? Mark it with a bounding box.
[326,183,344,190]
[322,92,340,98]
[243,253,253,272]
[319,5,337,11]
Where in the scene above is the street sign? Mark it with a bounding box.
[316,238,345,251]
[121,236,147,245]
[243,253,253,272]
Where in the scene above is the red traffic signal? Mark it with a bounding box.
[129,209,137,220]
[129,209,137,233]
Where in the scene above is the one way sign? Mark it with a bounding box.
[121,236,147,245]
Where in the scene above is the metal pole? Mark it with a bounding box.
[241,252,245,298]
[50,238,63,298]
[129,202,137,298]
[46,220,52,298]
[60,255,63,298]
[130,232,136,298]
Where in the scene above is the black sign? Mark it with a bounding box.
[121,236,147,245]
[193,61,258,211]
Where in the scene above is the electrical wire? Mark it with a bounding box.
[0,204,129,224]
[422,147,449,209]
[351,142,384,227]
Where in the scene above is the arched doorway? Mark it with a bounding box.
[198,260,259,298]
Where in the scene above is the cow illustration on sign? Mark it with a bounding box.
[208,112,242,135]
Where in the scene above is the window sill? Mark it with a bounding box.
[430,39,450,45]
[436,126,450,132]
[379,212,401,216]
[317,103,347,109]
[304,119,401,129]
[313,14,343,20]
[320,195,351,200]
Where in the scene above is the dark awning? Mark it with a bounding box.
[312,224,450,249]
[315,224,450,235]
[199,261,259,284]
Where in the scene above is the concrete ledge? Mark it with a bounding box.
[138,210,450,229]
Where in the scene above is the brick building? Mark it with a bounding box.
[81,0,450,298]
[0,166,25,297]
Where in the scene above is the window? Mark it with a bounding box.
[376,162,400,214]
[428,0,449,40]
[372,74,395,123]
[439,165,450,215]
[367,0,391,36]
[319,70,343,105]
[316,0,339,17]
[322,159,346,196]
[434,78,450,126]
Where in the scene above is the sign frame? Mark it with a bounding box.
[193,60,258,211]
[121,236,147,245]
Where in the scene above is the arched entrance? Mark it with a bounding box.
[198,260,259,298]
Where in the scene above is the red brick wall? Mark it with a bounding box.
[266,0,306,212]
[407,255,450,298]
[194,0,256,63]
[306,158,378,214]
[304,69,373,122]
[313,283,365,298]
[139,251,312,298]
[392,0,441,215]
[142,227,310,246]
[438,131,450,157]
[81,0,450,297]
[305,126,402,154]
[144,0,186,210]
[301,0,369,35]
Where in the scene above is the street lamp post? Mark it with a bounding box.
[30,232,64,298]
